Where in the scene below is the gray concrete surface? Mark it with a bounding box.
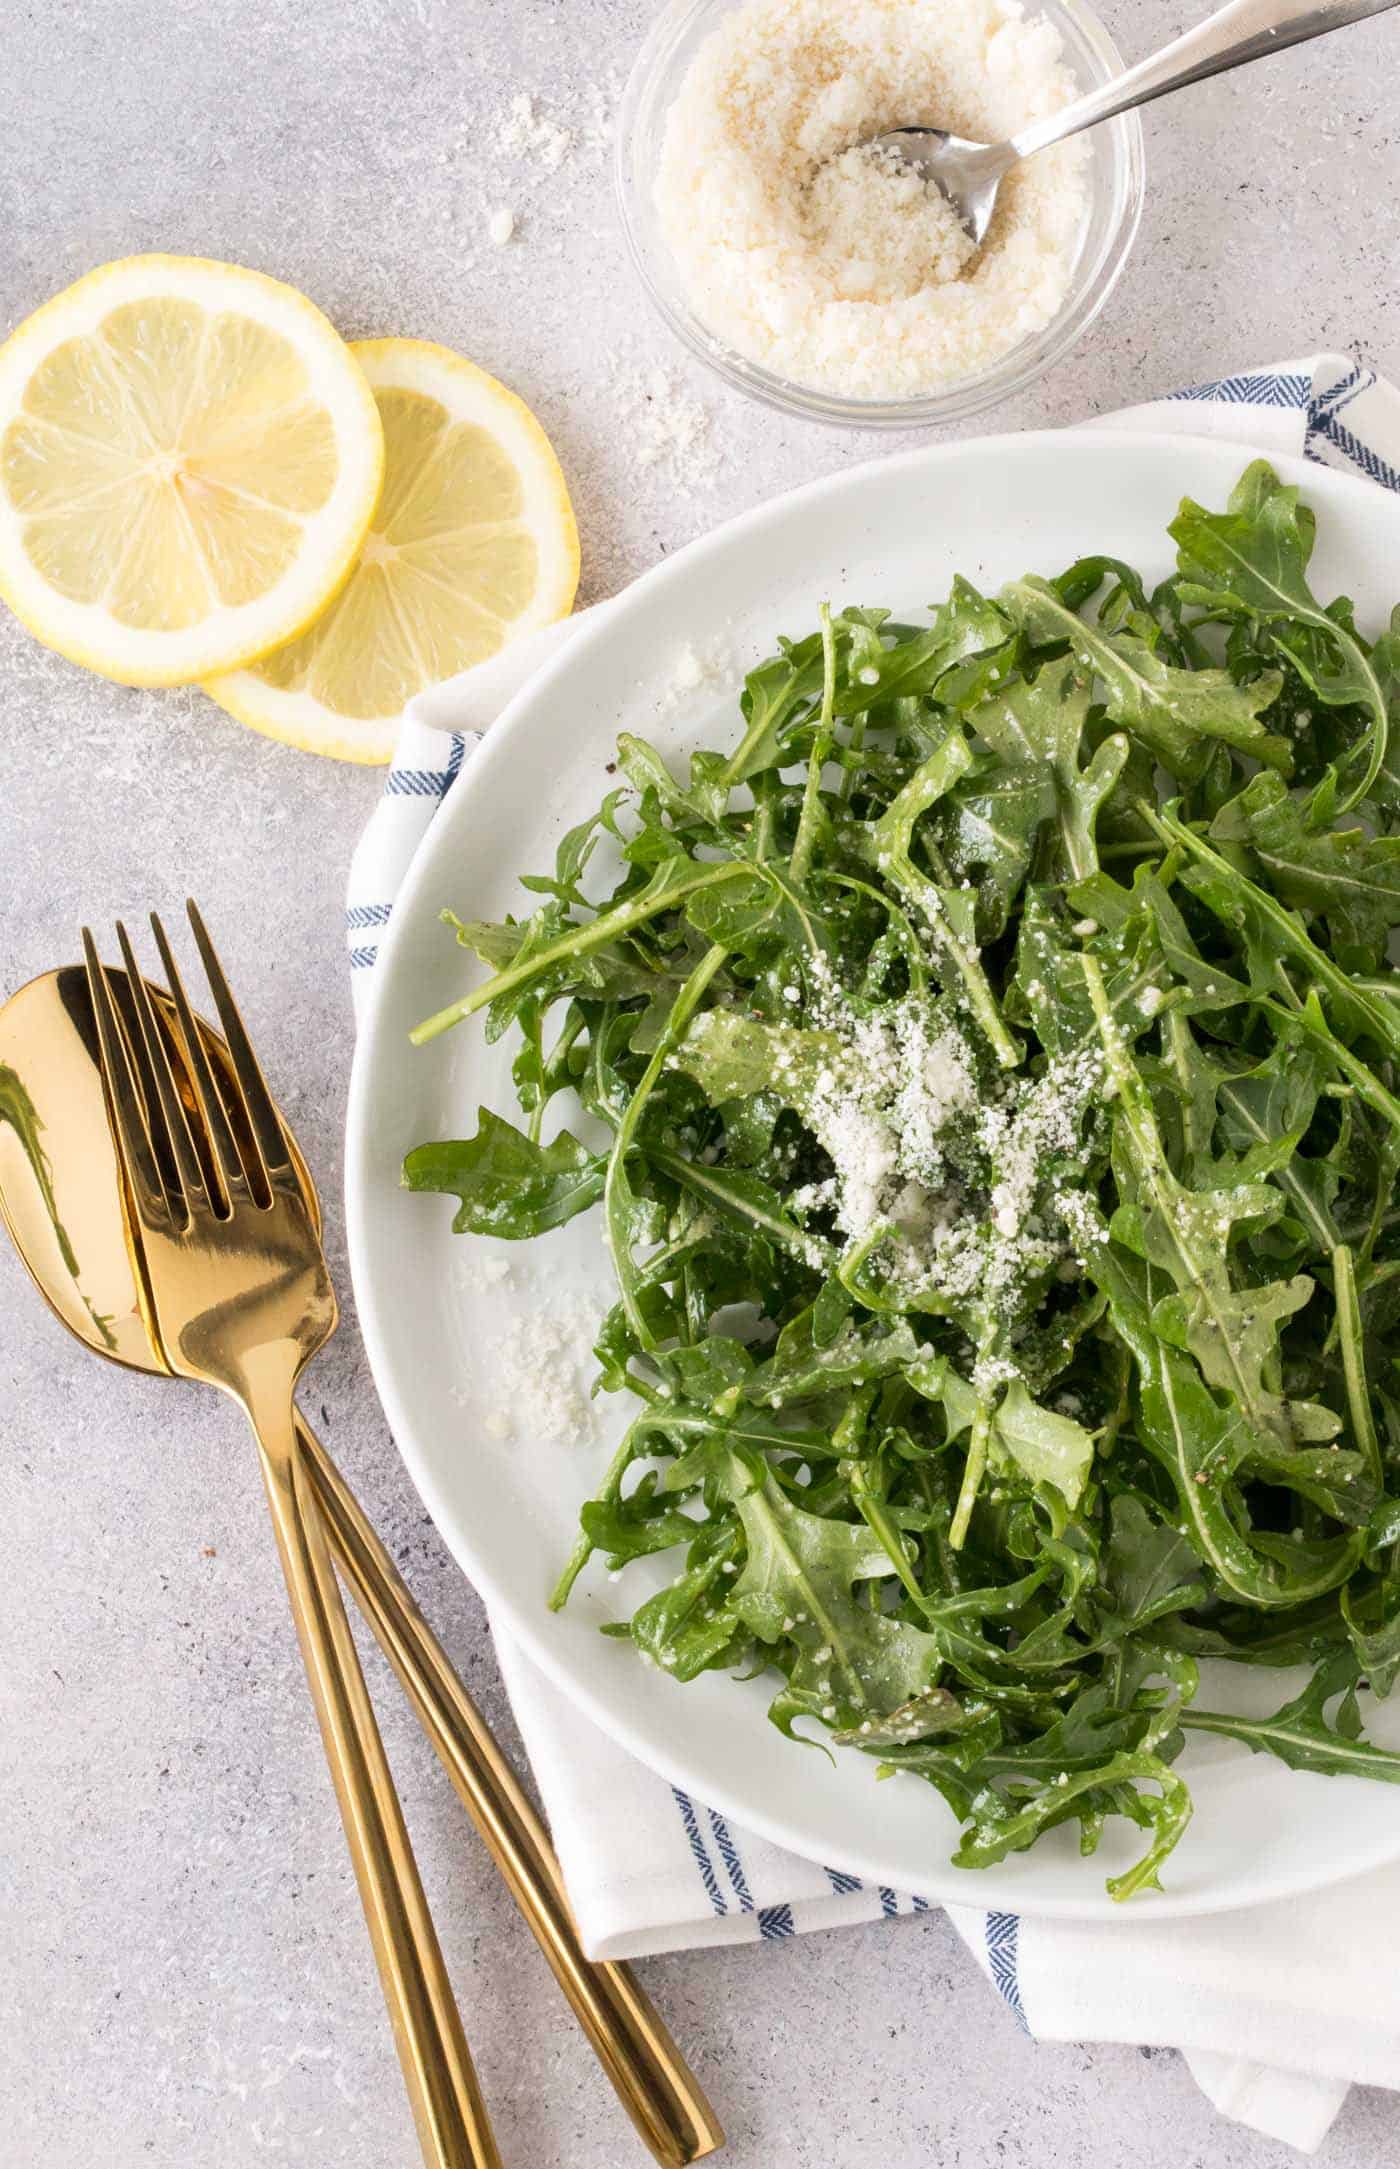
[2,1,1399,2162]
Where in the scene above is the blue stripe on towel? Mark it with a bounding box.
[385,767,458,799]
[1310,363,1370,424]
[383,730,469,803]
[348,944,379,970]
[1168,369,1310,410]
[672,1789,727,1916]
[824,1867,863,1896]
[1312,409,1400,493]
[706,1809,755,1912]
[758,1904,795,1940]
[346,902,393,931]
[986,1912,1028,2031]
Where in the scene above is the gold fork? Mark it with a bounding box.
[83,906,500,2169]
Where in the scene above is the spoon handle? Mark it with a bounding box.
[1009,0,1400,163]
[294,1411,725,2168]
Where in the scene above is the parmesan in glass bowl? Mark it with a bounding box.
[616,0,1144,429]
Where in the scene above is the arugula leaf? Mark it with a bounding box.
[711,1445,945,1721]
[1182,1653,1400,1782]
[1085,954,1338,1456]
[870,730,1019,1064]
[1217,770,1400,971]
[717,632,832,785]
[970,655,1128,881]
[954,1747,1192,1901]
[1171,461,1391,816]
[1002,574,1289,780]
[1098,1495,1207,1638]
[403,1111,604,1235]
[990,1378,1095,1508]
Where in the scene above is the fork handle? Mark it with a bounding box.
[294,1411,725,2168]
[251,1405,500,2169]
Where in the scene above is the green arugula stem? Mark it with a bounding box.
[412,865,749,1043]
[851,1460,940,1620]
[549,1427,643,1610]
[1360,1129,1400,1271]
[1331,1244,1384,1487]
[949,1393,997,1551]
[603,944,730,1355]
[839,714,867,805]
[791,603,837,888]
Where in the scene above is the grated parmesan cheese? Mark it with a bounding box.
[605,357,721,489]
[490,1307,597,1441]
[455,1254,599,1444]
[653,0,1088,400]
[654,636,736,719]
[770,947,1105,1380]
[494,91,576,172]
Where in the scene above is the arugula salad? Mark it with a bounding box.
[406,462,1400,1897]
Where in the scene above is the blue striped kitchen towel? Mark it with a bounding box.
[347,355,1400,2156]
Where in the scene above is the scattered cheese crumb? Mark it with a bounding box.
[488,207,517,247]
[456,1258,598,1445]
[654,637,736,720]
[612,361,721,488]
[495,91,575,171]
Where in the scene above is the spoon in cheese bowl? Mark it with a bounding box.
[866,0,1400,248]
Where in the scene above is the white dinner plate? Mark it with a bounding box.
[346,429,1400,1920]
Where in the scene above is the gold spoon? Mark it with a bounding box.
[0,963,724,2169]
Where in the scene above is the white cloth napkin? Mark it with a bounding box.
[347,355,1400,2156]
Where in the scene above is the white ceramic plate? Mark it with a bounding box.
[347,430,1400,1920]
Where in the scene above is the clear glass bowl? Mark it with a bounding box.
[615,0,1145,430]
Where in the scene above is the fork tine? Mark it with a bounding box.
[149,910,245,1206]
[115,921,211,1211]
[185,900,293,1187]
[82,928,171,1222]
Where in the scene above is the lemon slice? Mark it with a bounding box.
[205,339,580,762]
[0,255,384,687]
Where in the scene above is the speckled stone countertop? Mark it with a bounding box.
[3,2,1399,2162]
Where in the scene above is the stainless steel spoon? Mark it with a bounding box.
[868,0,1400,247]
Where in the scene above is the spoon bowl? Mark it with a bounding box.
[859,130,1006,248]
[0,964,318,1374]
